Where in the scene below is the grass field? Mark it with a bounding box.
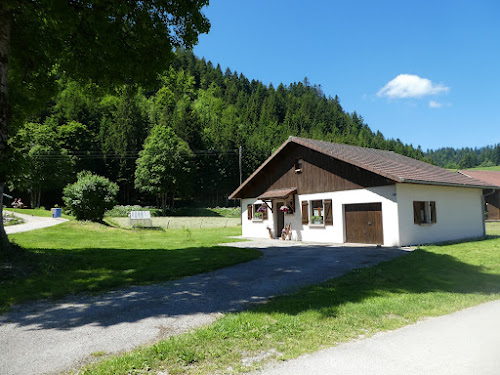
[105,206,241,218]
[108,216,240,229]
[468,165,500,171]
[1,222,259,310]
[80,223,500,375]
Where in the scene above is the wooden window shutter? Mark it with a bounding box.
[262,205,268,220]
[324,199,333,225]
[430,201,436,223]
[247,205,253,220]
[413,201,421,224]
[301,201,309,224]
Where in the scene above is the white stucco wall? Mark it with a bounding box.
[241,183,486,246]
[241,185,400,246]
[396,183,485,246]
[241,198,276,238]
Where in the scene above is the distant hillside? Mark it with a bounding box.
[425,144,500,169]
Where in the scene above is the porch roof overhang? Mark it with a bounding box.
[257,187,297,200]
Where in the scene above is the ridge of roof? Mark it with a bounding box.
[229,137,495,199]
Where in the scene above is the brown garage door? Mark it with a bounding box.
[345,203,383,245]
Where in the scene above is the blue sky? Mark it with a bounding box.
[193,0,499,151]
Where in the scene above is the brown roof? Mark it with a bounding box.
[230,137,495,199]
[458,170,500,188]
[258,188,297,200]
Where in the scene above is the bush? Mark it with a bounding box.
[63,171,118,221]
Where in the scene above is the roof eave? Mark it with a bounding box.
[399,178,497,190]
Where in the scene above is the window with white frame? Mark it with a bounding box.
[247,203,267,221]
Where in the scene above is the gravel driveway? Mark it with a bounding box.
[0,239,408,375]
[4,210,68,234]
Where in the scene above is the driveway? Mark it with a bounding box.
[0,239,408,375]
[253,299,500,375]
[4,210,68,234]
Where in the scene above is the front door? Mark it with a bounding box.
[276,202,285,238]
[344,203,383,245]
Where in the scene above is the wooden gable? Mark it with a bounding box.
[236,143,394,198]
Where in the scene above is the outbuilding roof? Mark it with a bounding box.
[230,137,495,199]
[458,170,500,188]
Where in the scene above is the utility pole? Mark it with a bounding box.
[239,146,242,185]
[239,146,243,226]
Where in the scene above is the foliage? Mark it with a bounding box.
[79,227,500,375]
[6,0,210,119]
[135,125,195,213]
[63,171,118,221]
[2,224,258,310]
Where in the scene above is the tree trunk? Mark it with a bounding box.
[0,183,12,254]
[0,4,12,255]
[30,187,41,208]
[161,193,167,216]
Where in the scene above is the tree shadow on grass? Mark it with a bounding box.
[1,239,499,332]
[255,246,500,319]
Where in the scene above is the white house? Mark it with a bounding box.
[229,137,494,246]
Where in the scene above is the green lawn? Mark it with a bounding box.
[81,224,500,375]
[1,222,259,310]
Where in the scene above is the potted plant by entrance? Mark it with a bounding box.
[254,211,264,220]
[311,215,323,225]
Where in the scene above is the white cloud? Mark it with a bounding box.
[377,74,449,99]
[429,100,443,108]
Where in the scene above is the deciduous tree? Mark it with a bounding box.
[135,125,194,214]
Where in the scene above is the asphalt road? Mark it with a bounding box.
[0,239,407,375]
[254,299,500,375]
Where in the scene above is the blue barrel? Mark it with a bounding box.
[52,208,62,218]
